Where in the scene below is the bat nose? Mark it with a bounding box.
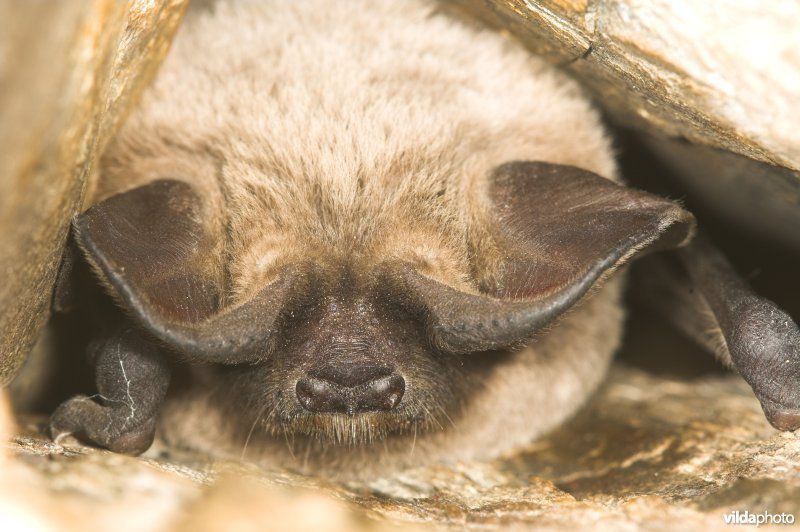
[295,364,405,414]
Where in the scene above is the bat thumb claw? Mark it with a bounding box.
[51,429,73,446]
[759,397,800,432]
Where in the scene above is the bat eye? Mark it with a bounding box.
[295,363,405,415]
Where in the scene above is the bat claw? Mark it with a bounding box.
[759,397,800,432]
[50,427,74,446]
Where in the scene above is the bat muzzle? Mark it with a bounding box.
[295,363,405,415]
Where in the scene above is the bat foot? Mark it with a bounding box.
[50,395,156,455]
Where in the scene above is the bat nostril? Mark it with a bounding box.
[295,373,405,414]
[295,377,347,413]
[356,374,405,411]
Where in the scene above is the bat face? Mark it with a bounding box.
[218,257,469,446]
[49,0,800,476]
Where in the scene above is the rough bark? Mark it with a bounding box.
[2,367,798,530]
[0,0,189,385]
[451,0,800,250]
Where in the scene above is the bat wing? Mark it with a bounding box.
[634,236,800,431]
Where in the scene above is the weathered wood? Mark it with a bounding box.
[454,0,800,248]
[3,367,799,529]
[0,0,188,385]
[456,0,800,168]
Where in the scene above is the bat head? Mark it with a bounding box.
[74,161,694,446]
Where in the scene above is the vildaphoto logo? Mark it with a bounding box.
[723,510,795,526]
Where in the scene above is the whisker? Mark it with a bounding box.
[302,438,313,470]
[420,403,443,431]
[240,401,273,462]
[283,429,296,459]
[436,405,456,429]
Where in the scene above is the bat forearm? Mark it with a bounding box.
[677,235,800,430]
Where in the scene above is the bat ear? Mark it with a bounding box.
[388,161,696,354]
[74,179,302,364]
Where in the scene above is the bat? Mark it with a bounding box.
[48,0,800,477]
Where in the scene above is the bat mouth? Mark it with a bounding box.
[255,366,452,445]
[257,388,447,446]
[232,357,464,447]
[268,410,431,446]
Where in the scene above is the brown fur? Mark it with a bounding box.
[93,0,633,477]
